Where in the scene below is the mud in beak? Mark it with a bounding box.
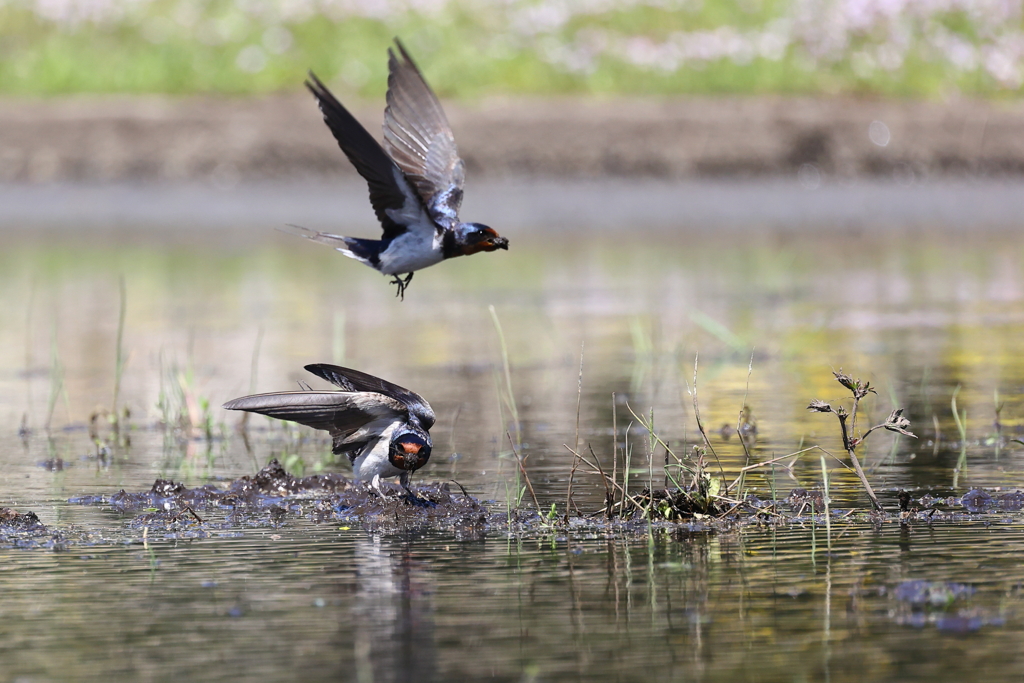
[459,235,510,256]
[396,441,423,469]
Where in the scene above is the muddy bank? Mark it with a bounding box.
[1,457,1022,550]
[8,459,1014,546]
[69,459,490,537]
[1,94,1023,183]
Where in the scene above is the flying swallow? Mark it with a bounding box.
[292,39,509,299]
[223,364,435,496]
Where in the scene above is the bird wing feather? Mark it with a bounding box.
[306,71,424,241]
[304,363,436,430]
[382,39,465,229]
[223,390,409,454]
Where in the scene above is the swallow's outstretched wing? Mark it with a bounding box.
[382,39,465,229]
[304,363,435,430]
[223,389,410,455]
[306,72,425,241]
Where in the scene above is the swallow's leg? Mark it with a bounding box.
[389,272,414,301]
[369,474,385,498]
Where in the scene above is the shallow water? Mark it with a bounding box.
[3,181,1024,680]
[2,522,1024,682]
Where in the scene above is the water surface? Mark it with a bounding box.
[2,180,1024,681]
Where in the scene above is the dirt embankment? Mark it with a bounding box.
[1,94,1022,183]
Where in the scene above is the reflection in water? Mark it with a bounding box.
[350,535,437,683]
[0,510,1018,679]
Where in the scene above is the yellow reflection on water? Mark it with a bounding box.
[2,230,1024,505]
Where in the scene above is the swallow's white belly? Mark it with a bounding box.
[376,223,445,275]
[350,423,405,482]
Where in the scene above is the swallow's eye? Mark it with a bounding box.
[466,223,496,240]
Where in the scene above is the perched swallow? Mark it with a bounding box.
[293,39,509,299]
[223,364,435,496]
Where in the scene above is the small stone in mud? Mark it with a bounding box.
[38,458,65,472]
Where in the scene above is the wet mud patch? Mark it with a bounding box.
[71,459,353,514]
[899,487,1024,515]
[70,459,489,539]
[65,459,732,541]
[0,507,79,550]
[51,461,1024,547]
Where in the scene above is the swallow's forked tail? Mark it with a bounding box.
[279,225,380,267]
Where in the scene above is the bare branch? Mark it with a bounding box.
[507,432,542,515]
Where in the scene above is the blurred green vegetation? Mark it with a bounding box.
[0,0,1021,98]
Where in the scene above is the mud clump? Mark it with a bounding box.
[786,488,826,512]
[960,488,995,513]
[912,488,1024,514]
[38,458,65,472]
[71,459,488,536]
[72,459,354,512]
[0,507,46,531]
[0,507,71,549]
[63,461,1024,545]
[959,488,1024,513]
[629,486,727,520]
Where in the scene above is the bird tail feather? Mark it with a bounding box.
[279,225,380,266]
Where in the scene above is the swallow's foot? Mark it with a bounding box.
[389,272,414,301]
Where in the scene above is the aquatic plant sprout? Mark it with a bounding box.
[1,0,1023,93]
